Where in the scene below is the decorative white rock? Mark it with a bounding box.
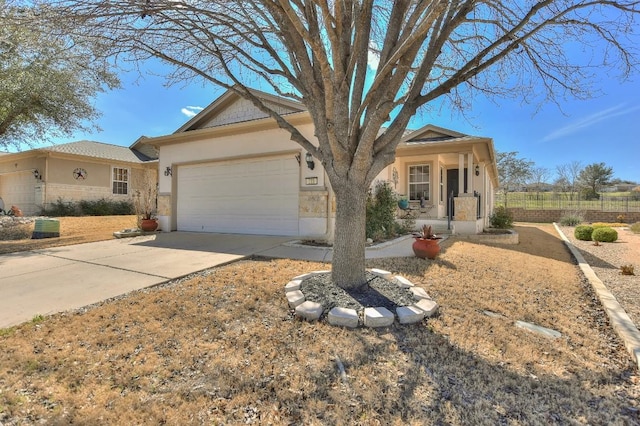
[409,287,431,300]
[328,307,359,328]
[370,268,392,279]
[394,276,414,288]
[414,299,439,317]
[286,290,305,308]
[284,280,302,292]
[364,307,395,328]
[396,306,426,324]
[295,301,324,321]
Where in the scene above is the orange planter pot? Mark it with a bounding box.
[140,219,158,232]
[412,238,441,259]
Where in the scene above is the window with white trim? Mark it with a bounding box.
[408,164,430,201]
[112,167,129,195]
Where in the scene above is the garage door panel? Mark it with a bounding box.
[177,156,299,235]
[0,171,36,215]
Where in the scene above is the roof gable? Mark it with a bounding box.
[129,136,159,160]
[175,88,306,133]
[402,124,467,143]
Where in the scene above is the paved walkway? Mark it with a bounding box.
[0,232,416,328]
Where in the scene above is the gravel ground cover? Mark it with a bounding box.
[560,225,640,328]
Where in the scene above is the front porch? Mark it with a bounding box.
[376,124,499,235]
[395,196,483,236]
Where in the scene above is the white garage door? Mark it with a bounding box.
[0,171,36,215]
[177,156,299,235]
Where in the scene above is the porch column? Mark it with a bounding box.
[467,152,473,195]
[458,154,465,195]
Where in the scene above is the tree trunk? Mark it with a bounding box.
[331,181,368,291]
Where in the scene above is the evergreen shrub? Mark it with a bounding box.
[591,227,618,243]
[366,181,399,241]
[574,225,594,241]
[489,206,513,229]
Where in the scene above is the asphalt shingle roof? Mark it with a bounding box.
[40,141,156,163]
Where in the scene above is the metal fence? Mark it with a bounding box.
[495,193,640,212]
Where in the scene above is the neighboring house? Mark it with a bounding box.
[143,88,499,238]
[0,140,158,216]
[602,183,637,193]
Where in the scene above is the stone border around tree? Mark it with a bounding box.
[284,269,439,328]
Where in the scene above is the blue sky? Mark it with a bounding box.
[47,62,639,183]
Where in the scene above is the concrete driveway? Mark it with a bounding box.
[0,232,292,328]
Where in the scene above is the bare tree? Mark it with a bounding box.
[46,0,640,290]
[555,161,583,200]
[529,166,550,198]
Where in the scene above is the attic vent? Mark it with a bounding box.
[410,136,455,142]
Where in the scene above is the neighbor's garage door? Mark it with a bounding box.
[177,156,299,235]
[0,171,36,215]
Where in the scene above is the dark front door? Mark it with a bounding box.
[447,168,468,216]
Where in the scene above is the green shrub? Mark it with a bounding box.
[489,206,513,229]
[559,212,583,226]
[79,199,135,216]
[631,222,640,234]
[574,225,594,241]
[592,227,618,243]
[41,198,81,216]
[366,181,399,240]
[41,198,134,217]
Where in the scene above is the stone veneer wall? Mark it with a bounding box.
[299,190,329,217]
[453,196,478,221]
[507,208,640,223]
[157,193,171,216]
[43,183,117,207]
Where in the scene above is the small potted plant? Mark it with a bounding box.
[139,209,158,232]
[412,224,441,259]
[133,170,158,232]
[397,194,409,210]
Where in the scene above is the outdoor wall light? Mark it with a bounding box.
[305,152,315,170]
[164,166,173,177]
[32,169,41,181]
[475,165,480,176]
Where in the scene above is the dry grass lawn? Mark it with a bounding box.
[0,223,639,424]
[0,216,137,255]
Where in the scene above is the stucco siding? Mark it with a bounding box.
[159,122,319,194]
[47,158,111,186]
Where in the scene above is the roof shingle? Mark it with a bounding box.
[40,140,156,163]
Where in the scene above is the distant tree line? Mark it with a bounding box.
[496,151,638,206]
